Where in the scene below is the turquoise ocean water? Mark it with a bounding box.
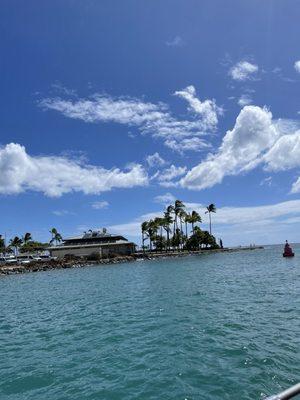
[1,245,299,400]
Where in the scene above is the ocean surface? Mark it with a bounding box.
[1,245,299,400]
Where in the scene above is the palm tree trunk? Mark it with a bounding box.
[180,219,183,250]
[142,233,145,253]
[209,213,212,235]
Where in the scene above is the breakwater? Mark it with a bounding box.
[0,246,263,276]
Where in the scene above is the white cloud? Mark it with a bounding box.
[146,152,166,168]
[238,94,252,107]
[174,85,223,131]
[294,60,300,73]
[166,36,185,47]
[0,143,148,197]
[164,137,211,153]
[181,106,279,190]
[291,179,300,193]
[154,192,176,204]
[157,164,187,187]
[40,88,222,153]
[180,105,300,192]
[91,201,109,209]
[263,132,300,172]
[229,61,258,81]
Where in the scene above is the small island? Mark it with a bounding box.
[0,200,263,276]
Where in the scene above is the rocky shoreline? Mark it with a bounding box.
[0,255,136,276]
[0,246,264,276]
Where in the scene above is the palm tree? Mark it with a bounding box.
[50,228,63,246]
[22,232,32,245]
[184,213,191,238]
[141,221,149,253]
[163,211,173,252]
[174,200,185,249]
[154,217,164,239]
[178,209,187,249]
[190,211,202,235]
[0,234,5,250]
[205,204,216,235]
[146,219,158,252]
[9,236,23,256]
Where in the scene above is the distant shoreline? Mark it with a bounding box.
[0,246,264,276]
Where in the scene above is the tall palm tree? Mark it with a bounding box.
[178,209,187,249]
[10,236,23,256]
[22,232,32,245]
[174,200,185,249]
[190,211,202,234]
[154,217,164,239]
[163,211,173,252]
[50,228,63,246]
[184,213,191,238]
[0,234,5,250]
[146,219,158,252]
[205,204,216,235]
[141,221,149,253]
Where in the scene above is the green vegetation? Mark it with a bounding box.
[0,228,63,255]
[0,235,5,253]
[141,200,218,252]
[50,228,63,246]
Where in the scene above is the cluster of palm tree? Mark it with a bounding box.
[141,200,218,253]
[0,228,63,255]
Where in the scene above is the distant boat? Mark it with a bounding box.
[283,241,295,257]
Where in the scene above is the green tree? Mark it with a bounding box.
[9,236,23,256]
[163,210,173,252]
[189,211,202,235]
[22,232,32,245]
[141,221,149,253]
[146,219,158,252]
[50,228,63,246]
[205,203,216,235]
[173,200,185,249]
[0,235,5,252]
[178,209,187,250]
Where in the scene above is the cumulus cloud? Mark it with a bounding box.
[40,87,222,153]
[146,152,167,168]
[0,143,148,197]
[174,85,223,130]
[263,132,300,172]
[180,105,300,192]
[229,61,258,81]
[294,60,300,73]
[181,106,279,190]
[91,201,109,209]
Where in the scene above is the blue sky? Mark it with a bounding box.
[1,0,300,246]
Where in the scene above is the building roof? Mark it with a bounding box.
[48,240,135,251]
[63,230,126,242]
